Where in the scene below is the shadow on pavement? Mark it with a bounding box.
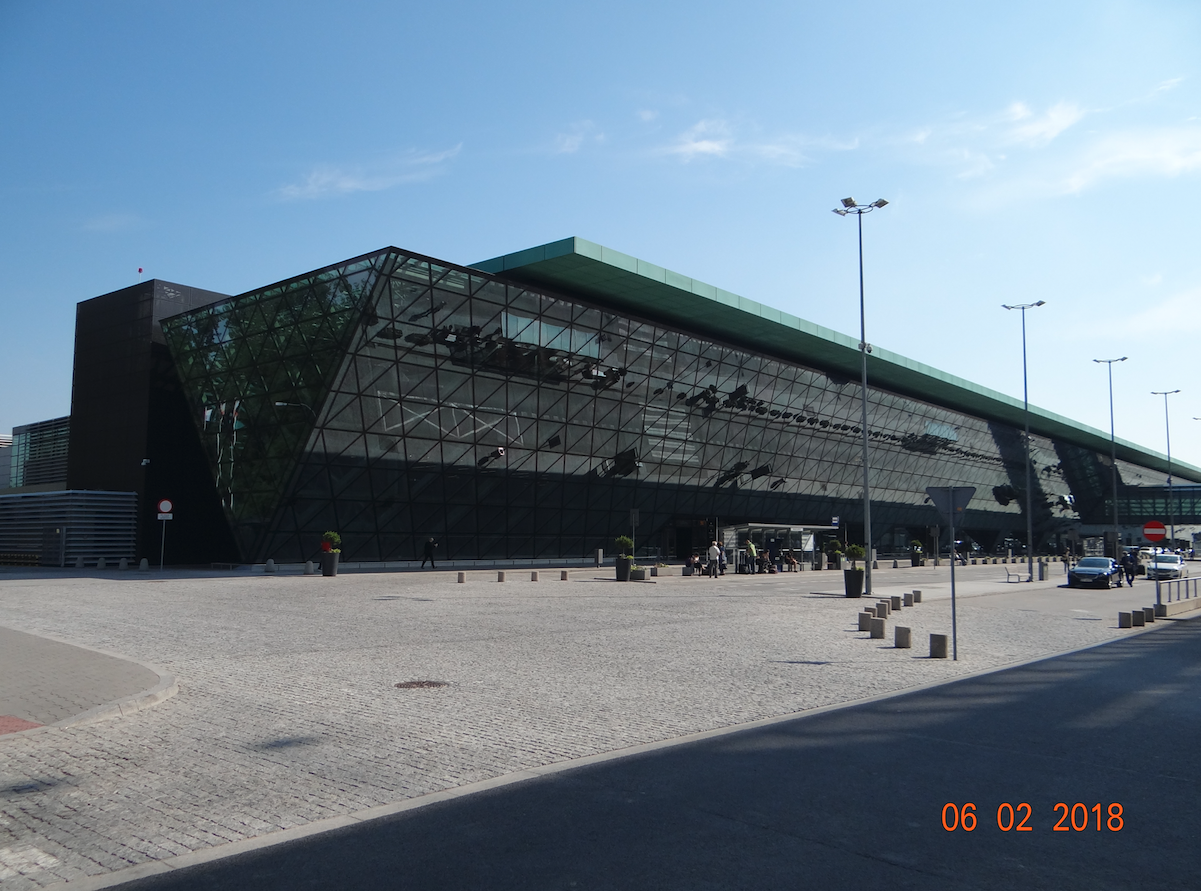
[120,620,1201,890]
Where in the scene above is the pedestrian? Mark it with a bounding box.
[708,540,720,578]
[747,540,757,574]
[1121,551,1136,586]
[421,536,438,569]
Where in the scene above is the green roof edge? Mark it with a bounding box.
[473,237,1201,483]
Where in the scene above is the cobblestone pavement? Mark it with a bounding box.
[0,563,1157,888]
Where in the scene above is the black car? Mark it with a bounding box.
[1068,557,1122,588]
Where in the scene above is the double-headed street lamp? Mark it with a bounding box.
[1094,357,1127,557]
[1002,300,1045,582]
[833,197,888,597]
[1151,389,1180,548]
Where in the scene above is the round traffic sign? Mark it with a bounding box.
[1143,521,1166,542]
[157,499,173,513]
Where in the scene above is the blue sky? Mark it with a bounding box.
[2,0,1200,469]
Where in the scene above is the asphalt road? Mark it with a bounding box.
[114,615,1201,891]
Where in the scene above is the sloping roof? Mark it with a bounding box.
[474,237,1201,482]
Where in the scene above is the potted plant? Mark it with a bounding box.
[844,544,866,597]
[629,563,647,582]
[824,539,843,570]
[615,535,634,581]
[321,531,342,577]
[909,539,924,567]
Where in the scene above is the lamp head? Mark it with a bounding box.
[1034,300,1046,307]
[832,208,848,216]
[841,197,856,208]
[871,199,888,208]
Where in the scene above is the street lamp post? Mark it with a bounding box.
[833,196,888,597]
[1094,357,1127,558]
[1002,301,1046,582]
[1151,390,1180,548]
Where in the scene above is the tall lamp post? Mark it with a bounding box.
[1002,300,1046,582]
[833,196,888,597]
[1151,389,1180,548]
[1094,357,1127,557]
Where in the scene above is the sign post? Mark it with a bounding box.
[157,499,174,571]
[926,486,976,661]
[630,508,639,564]
[1144,521,1166,605]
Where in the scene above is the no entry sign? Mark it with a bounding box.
[1143,521,1166,542]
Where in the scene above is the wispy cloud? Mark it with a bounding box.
[1005,101,1085,147]
[82,213,142,232]
[661,119,854,167]
[553,121,603,154]
[1061,126,1201,192]
[277,145,461,200]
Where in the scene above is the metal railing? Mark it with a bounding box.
[1156,576,1199,605]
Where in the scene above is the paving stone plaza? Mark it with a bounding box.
[0,562,1162,888]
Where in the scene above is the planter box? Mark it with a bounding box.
[843,568,865,598]
[616,556,632,582]
[322,552,340,577]
[629,568,647,581]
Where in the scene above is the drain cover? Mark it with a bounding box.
[395,680,449,689]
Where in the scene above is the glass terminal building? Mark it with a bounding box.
[148,237,1199,565]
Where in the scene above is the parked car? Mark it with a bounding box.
[1068,557,1122,588]
[1146,554,1189,580]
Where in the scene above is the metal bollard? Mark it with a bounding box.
[1038,561,1047,581]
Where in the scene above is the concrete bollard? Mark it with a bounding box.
[930,633,949,658]
[890,595,902,611]
[457,572,466,583]
[561,570,569,581]
[531,571,539,581]
[859,611,874,631]
[265,558,276,573]
[912,590,922,603]
[895,626,912,648]
[1038,561,1047,581]
[1118,612,1132,628]
[304,560,315,575]
[97,557,107,570]
[498,571,506,582]
[864,606,877,617]
[876,601,890,618]
[119,557,129,570]
[903,592,914,607]
[75,556,85,569]
[1143,607,1155,623]
[892,559,899,569]
[139,558,149,572]
[870,617,886,639]
[1131,611,1145,626]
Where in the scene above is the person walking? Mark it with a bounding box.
[1121,550,1136,586]
[746,540,757,574]
[708,541,721,578]
[421,536,438,569]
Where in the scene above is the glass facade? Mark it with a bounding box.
[162,248,1177,564]
[9,417,70,488]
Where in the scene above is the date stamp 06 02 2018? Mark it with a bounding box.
[942,803,1124,833]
